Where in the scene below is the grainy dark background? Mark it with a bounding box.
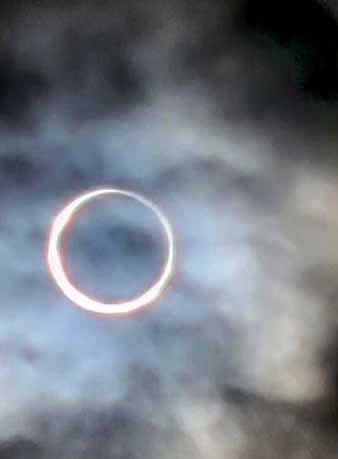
[1,1,338,457]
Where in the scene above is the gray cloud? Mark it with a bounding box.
[0,0,338,457]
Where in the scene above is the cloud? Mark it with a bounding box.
[0,0,338,457]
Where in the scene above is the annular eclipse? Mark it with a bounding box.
[47,188,175,315]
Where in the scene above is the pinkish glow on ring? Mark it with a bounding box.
[47,188,175,315]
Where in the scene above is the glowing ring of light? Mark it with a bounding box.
[47,188,175,315]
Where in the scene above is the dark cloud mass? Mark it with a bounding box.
[1,0,338,457]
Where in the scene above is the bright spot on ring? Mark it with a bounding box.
[47,188,175,315]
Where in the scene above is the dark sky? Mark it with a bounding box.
[1,1,338,458]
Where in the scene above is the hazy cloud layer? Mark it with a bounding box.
[0,1,338,458]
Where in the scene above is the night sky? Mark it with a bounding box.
[1,1,338,457]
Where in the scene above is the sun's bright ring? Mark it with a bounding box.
[47,188,175,315]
